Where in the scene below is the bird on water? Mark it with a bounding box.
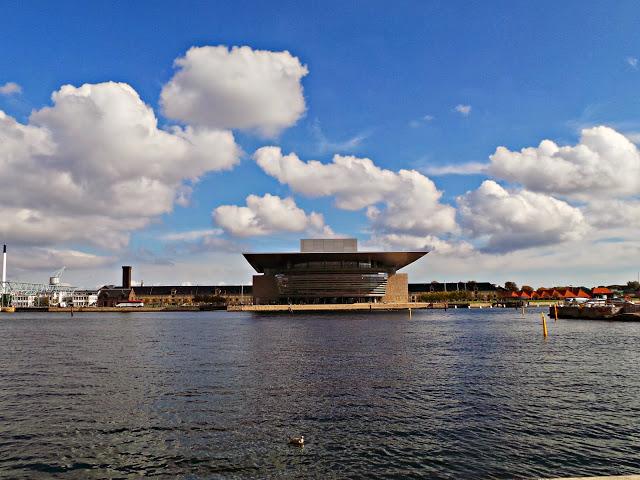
[289,435,304,446]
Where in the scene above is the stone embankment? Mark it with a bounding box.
[227,302,496,312]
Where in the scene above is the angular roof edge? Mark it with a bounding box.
[242,251,428,273]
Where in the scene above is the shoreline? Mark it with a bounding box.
[0,301,558,314]
[5,306,225,313]
[227,302,497,312]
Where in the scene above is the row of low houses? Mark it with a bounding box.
[501,286,624,301]
[407,283,638,303]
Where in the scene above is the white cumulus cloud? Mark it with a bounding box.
[457,180,589,253]
[253,147,458,237]
[0,82,21,95]
[0,81,240,250]
[161,45,308,137]
[584,200,640,229]
[488,126,640,200]
[213,193,333,237]
[454,104,471,116]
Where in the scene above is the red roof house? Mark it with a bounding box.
[592,287,613,295]
[592,287,613,298]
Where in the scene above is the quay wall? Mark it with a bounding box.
[225,302,501,312]
[46,306,204,313]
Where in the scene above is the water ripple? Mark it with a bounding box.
[2,310,640,478]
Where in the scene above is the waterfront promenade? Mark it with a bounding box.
[227,301,448,312]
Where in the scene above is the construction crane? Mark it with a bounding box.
[0,249,76,307]
[49,267,66,286]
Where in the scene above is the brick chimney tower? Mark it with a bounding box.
[122,265,132,289]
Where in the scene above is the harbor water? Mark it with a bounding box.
[1,309,640,479]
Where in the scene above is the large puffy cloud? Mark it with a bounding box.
[584,200,640,229]
[457,180,589,253]
[253,147,458,237]
[0,82,240,250]
[488,126,640,199]
[213,193,333,237]
[161,46,308,137]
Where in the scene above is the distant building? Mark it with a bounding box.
[12,290,82,308]
[131,285,251,306]
[97,287,135,307]
[12,294,39,308]
[72,290,98,307]
[97,266,252,307]
[243,238,427,304]
[592,287,614,300]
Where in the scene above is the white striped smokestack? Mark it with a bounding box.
[2,244,6,295]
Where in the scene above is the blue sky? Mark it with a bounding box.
[1,1,639,287]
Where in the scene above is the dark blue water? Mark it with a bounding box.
[1,309,640,479]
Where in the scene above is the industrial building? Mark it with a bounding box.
[243,238,427,304]
[97,266,251,307]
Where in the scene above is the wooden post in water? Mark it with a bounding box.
[409,307,412,319]
[540,312,548,338]
[554,304,558,322]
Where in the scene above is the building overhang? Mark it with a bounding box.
[242,251,428,274]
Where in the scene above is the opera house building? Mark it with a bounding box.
[243,239,427,305]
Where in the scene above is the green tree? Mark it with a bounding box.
[627,281,640,290]
[505,281,518,292]
[419,291,473,302]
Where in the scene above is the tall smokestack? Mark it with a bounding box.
[2,245,6,295]
[122,265,132,289]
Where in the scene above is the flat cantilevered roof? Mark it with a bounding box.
[242,251,428,273]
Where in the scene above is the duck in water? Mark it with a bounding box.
[288,435,304,446]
